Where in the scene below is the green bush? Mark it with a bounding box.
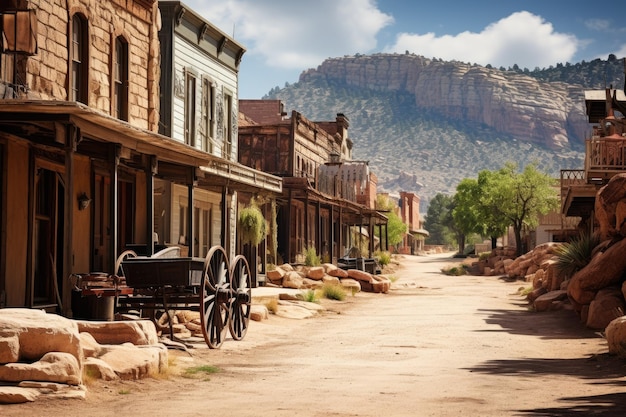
[553,233,600,279]
[303,246,321,266]
[375,250,392,266]
[321,283,347,301]
[238,203,266,245]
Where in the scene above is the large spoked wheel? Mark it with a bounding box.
[228,255,252,341]
[200,246,231,349]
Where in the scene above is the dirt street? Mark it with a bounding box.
[5,253,626,416]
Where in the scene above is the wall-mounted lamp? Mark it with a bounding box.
[78,193,91,210]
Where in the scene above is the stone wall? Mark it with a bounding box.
[23,0,160,130]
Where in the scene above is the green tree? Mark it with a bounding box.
[376,194,408,248]
[481,162,559,256]
[424,193,456,247]
[452,178,483,254]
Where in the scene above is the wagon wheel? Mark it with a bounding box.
[200,246,231,349]
[228,255,252,341]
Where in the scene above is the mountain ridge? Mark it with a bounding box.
[267,53,625,208]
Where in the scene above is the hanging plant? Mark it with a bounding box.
[238,202,267,246]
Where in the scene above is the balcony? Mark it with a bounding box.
[585,137,626,183]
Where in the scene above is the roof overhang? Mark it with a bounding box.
[0,100,282,194]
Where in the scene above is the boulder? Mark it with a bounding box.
[0,309,82,364]
[606,316,626,357]
[76,319,158,346]
[595,174,626,240]
[534,290,568,312]
[306,266,325,280]
[347,269,373,283]
[340,278,361,293]
[282,271,304,289]
[97,344,167,380]
[322,275,340,286]
[0,352,81,385]
[328,268,349,278]
[0,386,40,404]
[568,238,626,298]
[586,287,625,330]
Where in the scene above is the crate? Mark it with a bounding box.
[121,257,204,288]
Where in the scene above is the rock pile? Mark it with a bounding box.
[0,308,166,404]
[266,262,391,293]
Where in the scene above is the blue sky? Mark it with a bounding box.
[182,0,626,99]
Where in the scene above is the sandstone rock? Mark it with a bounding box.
[282,271,304,289]
[534,290,568,312]
[606,316,626,357]
[347,269,373,283]
[0,386,40,404]
[340,278,361,293]
[328,268,349,278]
[586,287,625,330]
[0,309,82,363]
[76,319,158,346]
[266,266,286,282]
[83,357,119,381]
[0,334,19,364]
[323,263,338,274]
[97,344,167,380]
[0,352,81,385]
[250,305,269,321]
[322,275,340,286]
[302,278,323,289]
[569,238,626,297]
[595,174,626,240]
[527,287,547,303]
[306,266,325,280]
[79,332,102,358]
[279,263,294,272]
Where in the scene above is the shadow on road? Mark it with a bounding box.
[513,391,626,416]
[468,355,626,416]
[477,308,600,340]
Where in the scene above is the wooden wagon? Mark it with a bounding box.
[116,246,251,349]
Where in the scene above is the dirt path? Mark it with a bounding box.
[5,254,626,416]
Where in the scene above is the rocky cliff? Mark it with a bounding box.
[298,53,589,149]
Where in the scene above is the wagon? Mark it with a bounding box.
[116,245,252,349]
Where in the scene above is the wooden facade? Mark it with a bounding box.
[0,0,280,314]
[239,100,387,265]
[561,76,626,235]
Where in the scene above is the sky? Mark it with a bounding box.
[182,0,626,99]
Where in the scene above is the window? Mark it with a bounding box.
[222,93,232,159]
[201,77,215,152]
[70,14,88,103]
[185,69,197,146]
[113,36,128,121]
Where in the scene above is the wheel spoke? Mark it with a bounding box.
[228,255,251,341]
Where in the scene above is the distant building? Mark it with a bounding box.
[239,100,388,265]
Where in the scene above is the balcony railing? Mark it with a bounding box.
[585,137,626,181]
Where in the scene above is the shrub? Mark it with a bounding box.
[300,289,319,303]
[238,203,266,245]
[375,250,392,266]
[553,233,600,279]
[478,251,491,261]
[441,264,467,276]
[303,246,321,266]
[321,283,347,301]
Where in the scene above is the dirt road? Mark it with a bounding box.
[5,253,626,416]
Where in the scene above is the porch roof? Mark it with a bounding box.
[0,100,282,194]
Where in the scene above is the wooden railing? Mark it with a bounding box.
[585,138,626,181]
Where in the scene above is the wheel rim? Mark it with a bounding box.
[200,246,230,349]
[228,255,251,341]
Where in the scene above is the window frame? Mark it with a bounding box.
[113,36,129,121]
[70,14,89,104]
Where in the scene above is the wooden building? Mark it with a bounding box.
[238,100,388,265]
[398,191,428,254]
[561,64,626,235]
[0,0,279,315]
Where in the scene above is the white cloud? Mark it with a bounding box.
[192,0,393,69]
[385,11,579,69]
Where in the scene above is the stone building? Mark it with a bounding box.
[0,0,279,315]
[238,99,388,265]
[398,191,428,254]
